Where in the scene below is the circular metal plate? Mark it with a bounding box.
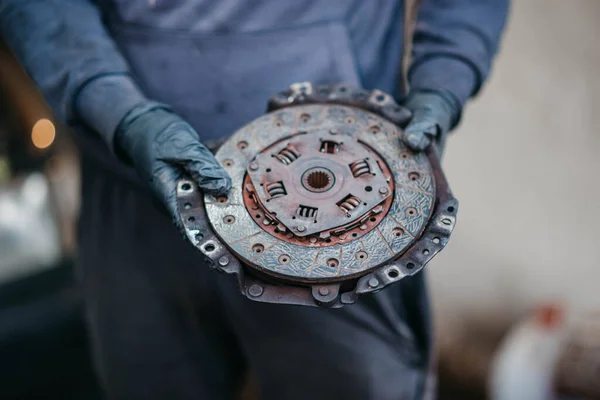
[205,103,436,283]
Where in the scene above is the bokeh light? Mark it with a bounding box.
[31,118,55,149]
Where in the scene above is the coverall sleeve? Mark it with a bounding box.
[0,0,145,147]
[408,0,510,106]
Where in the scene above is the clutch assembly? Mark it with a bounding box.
[176,83,457,307]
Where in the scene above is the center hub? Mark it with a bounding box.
[244,129,394,240]
[302,167,335,193]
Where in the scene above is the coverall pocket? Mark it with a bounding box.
[109,20,362,140]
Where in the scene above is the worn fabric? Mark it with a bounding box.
[79,158,433,399]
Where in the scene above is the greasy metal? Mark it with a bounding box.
[176,83,458,307]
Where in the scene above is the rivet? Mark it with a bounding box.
[318,287,330,296]
[368,278,379,288]
[297,226,306,233]
[248,284,263,297]
[309,237,317,243]
[329,128,339,135]
[218,256,229,266]
[379,187,389,195]
[249,162,259,171]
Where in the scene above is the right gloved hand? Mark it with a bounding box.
[114,102,232,228]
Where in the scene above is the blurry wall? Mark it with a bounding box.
[430,0,600,331]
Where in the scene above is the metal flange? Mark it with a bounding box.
[176,83,458,307]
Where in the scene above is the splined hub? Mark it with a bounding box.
[176,83,458,307]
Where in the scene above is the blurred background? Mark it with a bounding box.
[0,1,598,399]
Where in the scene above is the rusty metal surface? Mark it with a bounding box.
[176,83,457,307]
[245,130,393,238]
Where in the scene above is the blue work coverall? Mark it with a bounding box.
[0,1,508,398]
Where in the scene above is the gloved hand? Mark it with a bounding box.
[401,89,461,153]
[114,102,231,228]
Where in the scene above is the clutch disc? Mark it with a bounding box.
[176,83,457,307]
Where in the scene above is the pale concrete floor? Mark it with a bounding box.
[430,0,600,327]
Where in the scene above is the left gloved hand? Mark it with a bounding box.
[401,90,461,153]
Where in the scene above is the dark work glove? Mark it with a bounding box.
[115,102,231,227]
[402,90,461,153]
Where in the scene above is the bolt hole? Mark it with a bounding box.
[275,120,283,127]
[432,237,441,244]
[266,168,272,173]
[376,94,385,102]
[237,141,248,150]
[195,233,204,241]
[409,172,420,181]
[406,262,415,270]
[204,243,216,252]
[252,244,265,254]
[279,254,291,264]
[422,249,430,255]
[369,126,381,134]
[345,117,355,124]
[400,152,409,159]
[292,216,296,219]
[223,159,234,167]
[327,258,339,269]
[217,196,228,203]
[223,215,235,224]
[365,186,373,192]
[387,269,400,278]
[188,216,195,222]
[447,206,455,213]
[393,227,404,237]
[184,203,192,210]
[355,251,368,260]
[300,113,311,122]
[406,207,417,216]
[181,183,191,191]
[442,218,452,226]
[369,217,377,222]
[352,232,358,237]
[325,238,332,243]
[255,214,261,219]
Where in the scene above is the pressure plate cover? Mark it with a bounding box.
[176,83,457,307]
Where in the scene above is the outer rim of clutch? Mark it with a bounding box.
[176,82,458,308]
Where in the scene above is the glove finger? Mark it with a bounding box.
[186,159,232,197]
[403,120,438,151]
[161,142,232,197]
[149,162,187,234]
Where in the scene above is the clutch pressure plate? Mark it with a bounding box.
[176,83,458,307]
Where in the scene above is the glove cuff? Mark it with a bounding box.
[74,73,148,153]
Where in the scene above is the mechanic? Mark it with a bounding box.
[0,1,508,399]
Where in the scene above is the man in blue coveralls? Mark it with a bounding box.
[0,1,509,398]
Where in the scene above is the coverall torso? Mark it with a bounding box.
[80,2,433,398]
